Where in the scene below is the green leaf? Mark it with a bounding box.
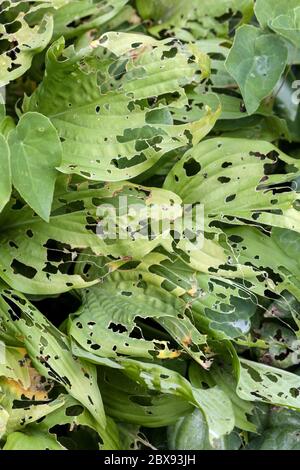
[8,112,62,222]
[0,182,182,294]
[24,34,218,181]
[52,0,129,40]
[225,226,300,309]
[0,346,32,385]
[167,409,242,450]
[0,288,106,428]
[0,2,53,87]
[249,425,300,450]
[225,25,288,114]
[0,116,16,139]
[118,358,235,443]
[164,137,300,232]
[68,269,209,365]
[189,357,256,433]
[136,0,254,41]
[4,395,66,438]
[256,322,300,369]
[0,134,11,213]
[215,114,291,142]
[237,358,300,409]
[39,394,121,450]
[3,428,65,450]
[255,0,300,47]
[131,249,258,340]
[98,367,193,428]
[247,406,300,449]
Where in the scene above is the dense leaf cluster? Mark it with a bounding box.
[1,0,300,450]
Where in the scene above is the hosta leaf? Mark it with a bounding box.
[167,409,242,450]
[0,347,60,441]
[225,25,288,114]
[237,358,300,409]
[189,357,256,433]
[164,137,300,232]
[214,108,291,142]
[225,226,300,306]
[255,0,300,47]
[0,182,181,294]
[0,2,53,87]
[0,346,44,394]
[23,0,130,41]
[256,322,300,369]
[24,33,218,181]
[0,288,105,427]
[0,134,11,213]
[2,0,300,452]
[133,250,259,340]
[68,269,209,366]
[248,407,300,450]
[3,428,64,450]
[195,39,234,90]
[8,112,62,222]
[71,343,122,369]
[99,367,193,428]
[0,116,15,139]
[3,395,65,438]
[136,0,254,41]
[118,358,235,443]
[38,394,121,450]
[51,0,129,40]
[248,426,300,450]
[1,389,120,450]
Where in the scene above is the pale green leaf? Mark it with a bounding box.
[0,2,53,87]
[225,226,300,308]
[164,137,300,231]
[137,0,254,41]
[3,428,65,450]
[132,250,259,340]
[0,116,16,139]
[24,34,218,181]
[237,358,300,409]
[68,269,208,366]
[39,394,121,450]
[0,288,106,427]
[52,0,129,40]
[0,182,182,294]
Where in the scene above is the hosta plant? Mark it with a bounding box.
[1,0,300,451]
